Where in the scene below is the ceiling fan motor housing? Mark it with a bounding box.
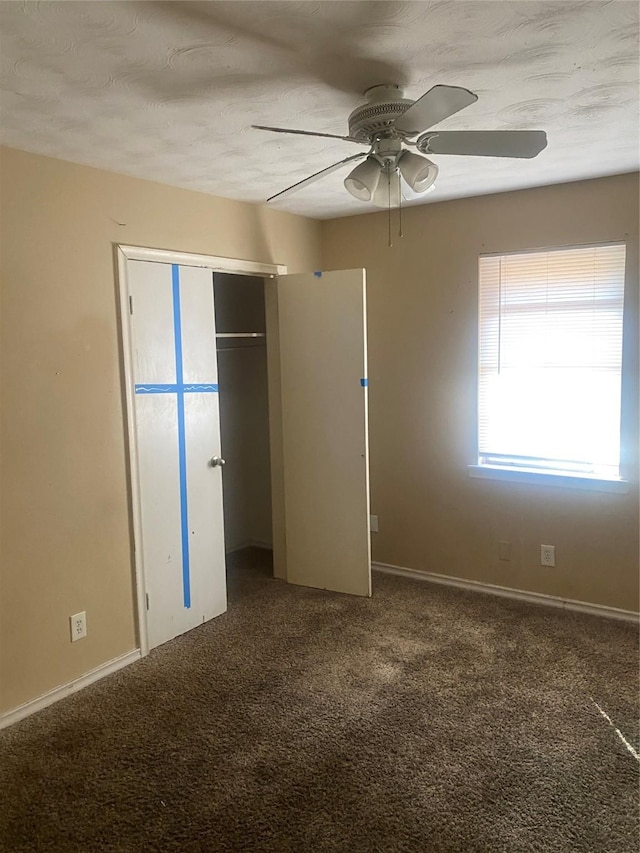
[348,84,414,141]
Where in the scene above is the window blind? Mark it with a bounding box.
[478,243,626,478]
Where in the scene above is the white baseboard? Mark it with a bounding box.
[226,540,273,555]
[0,648,141,730]
[372,562,639,623]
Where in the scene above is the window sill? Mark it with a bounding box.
[467,465,629,493]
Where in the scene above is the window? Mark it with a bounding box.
[473,242,626,487]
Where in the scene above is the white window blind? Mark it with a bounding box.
[478,243,626,479]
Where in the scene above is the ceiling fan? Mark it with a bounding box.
[253,84,547,207]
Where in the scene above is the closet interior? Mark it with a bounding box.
[213,273,273,570]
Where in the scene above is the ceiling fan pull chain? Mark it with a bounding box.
[387,169,392,248]
[398,171,403,239]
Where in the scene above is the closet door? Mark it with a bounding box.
[128,261,227,650]
[275,269,371,597]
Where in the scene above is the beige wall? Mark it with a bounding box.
[322,173,639,612]
[1,146,637,717]
[0,146,321,714]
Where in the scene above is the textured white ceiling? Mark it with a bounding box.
[0,1,638,219]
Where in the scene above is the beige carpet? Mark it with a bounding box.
[1,548,638,852]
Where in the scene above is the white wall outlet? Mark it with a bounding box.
[370,514,379,533]
[540,545,555,567]
[70,611,87,642]
[499,540,511,561]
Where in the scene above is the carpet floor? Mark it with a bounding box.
[1,549,638,853]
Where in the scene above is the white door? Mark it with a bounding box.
[127,260,227,649]
[276,269,371,597]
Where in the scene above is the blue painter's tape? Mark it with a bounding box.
[135,384,179,394]
[314,271,322,277]
[361,378,369,387]
[184,383,218,393]
[135,383,218,394]
[172,265,191,610]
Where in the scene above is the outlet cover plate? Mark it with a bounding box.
[370,514,379,533]
[70,611,87,642]
[540,545,555,567]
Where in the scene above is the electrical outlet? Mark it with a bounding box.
[499,540,511,561]
[70,611,87,642]
[540,545,555,567]
[370,514,379,533]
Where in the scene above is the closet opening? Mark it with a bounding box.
[213,273,274,589]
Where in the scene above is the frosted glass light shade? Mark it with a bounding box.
[372,168,401,208]
[402,180,437,201]
[398,151,439,193]
[344,157,382,201]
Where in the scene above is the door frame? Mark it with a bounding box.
[116,245,286,656]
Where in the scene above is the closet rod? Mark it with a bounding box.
[215,332,265,339]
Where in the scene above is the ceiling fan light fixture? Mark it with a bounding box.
[372,167,401,208]
[344,157,381,201]
[398,151,439,193]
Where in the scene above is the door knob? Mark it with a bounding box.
[210,456,226,467]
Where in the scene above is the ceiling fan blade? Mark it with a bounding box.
[253,125,365,145]
[267,153,367,202]
[394,85,478,135]
[419,130,548,158]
